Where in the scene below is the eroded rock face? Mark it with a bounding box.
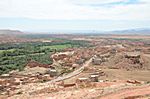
[92,58,102,65]
[47,69,58,77]
[51,51,74,61]
[125,52,141,59]
[26,61,51,68]
[124,52,142,65]
[92,53,111,65]
[75,58,85,65]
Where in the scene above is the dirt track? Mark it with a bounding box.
[100,85,150,99]
[50,58,92,83]
[7,58,93,96]
[28,84,150,99]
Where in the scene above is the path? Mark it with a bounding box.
[50,58,92,83]
[100,85,150,99]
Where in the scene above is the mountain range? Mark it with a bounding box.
[0,28,150,35]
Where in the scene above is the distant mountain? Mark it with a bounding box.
[42,28,150,35]
[107,28,150,35]
[0,28,150,35]
[0,29,37,44]
[0,29,24,35]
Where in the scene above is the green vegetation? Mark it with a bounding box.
[0,49,15,53]
[0,39,91,75]
[40,44,72,50]
[112,38,143,41]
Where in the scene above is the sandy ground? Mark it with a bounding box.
[101,69,150,82]
[3,53,150,99]
[100,85,150,99]
[24,83,150,99]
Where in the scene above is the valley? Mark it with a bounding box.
[0,32,150,99]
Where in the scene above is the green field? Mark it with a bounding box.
[0,49,15,53]
[40,44,72,50]
[0,40,90,75]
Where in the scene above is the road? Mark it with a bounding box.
[50,57,93,83]
[14,57,93,94]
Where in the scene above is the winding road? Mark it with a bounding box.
[50,58,93,83]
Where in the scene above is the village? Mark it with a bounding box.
[0,36,150,99]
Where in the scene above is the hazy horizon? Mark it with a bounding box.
[0,0,150,32]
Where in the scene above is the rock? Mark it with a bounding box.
[90,74,99,82]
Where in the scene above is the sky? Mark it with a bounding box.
[0,0,150,32]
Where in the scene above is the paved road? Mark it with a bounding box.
[50,58,93,83]
[17,57,93,94]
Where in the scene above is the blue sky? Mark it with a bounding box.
[0,0,150,32]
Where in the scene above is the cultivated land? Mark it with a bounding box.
[0,31,150,99]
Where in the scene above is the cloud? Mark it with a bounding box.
[71,0,142,6]
[0,0,149,21]
[70,0,124,5]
